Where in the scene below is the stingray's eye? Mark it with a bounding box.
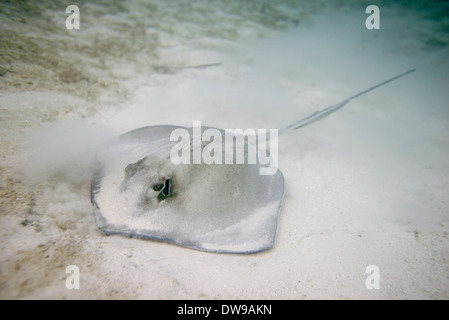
[154,178,173,201]
[153,183,164,192]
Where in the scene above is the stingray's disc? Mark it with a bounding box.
[91,125,285,253]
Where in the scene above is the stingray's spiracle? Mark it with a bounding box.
[155,178,173,201]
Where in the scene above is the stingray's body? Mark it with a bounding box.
[91,69,415,253]
[91,125,284,253]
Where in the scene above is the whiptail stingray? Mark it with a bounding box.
[91,69,415,253]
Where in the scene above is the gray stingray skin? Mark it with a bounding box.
[91,70,415,254]
[91,125,284,253]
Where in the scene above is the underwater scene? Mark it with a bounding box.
[0,0,448,299]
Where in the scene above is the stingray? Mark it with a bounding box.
[91,69,415,253]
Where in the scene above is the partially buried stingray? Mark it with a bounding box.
[91,69,415,253]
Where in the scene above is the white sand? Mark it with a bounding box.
[1,1,448,299]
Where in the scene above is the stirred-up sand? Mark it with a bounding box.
[0,0,448,299]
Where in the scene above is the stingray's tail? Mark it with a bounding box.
[278,69,416,135]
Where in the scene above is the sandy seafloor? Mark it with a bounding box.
[0,0,448,299]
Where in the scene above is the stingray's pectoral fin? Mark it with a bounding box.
[154,178,173,201]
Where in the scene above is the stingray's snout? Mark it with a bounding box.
[153,178,173,201]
